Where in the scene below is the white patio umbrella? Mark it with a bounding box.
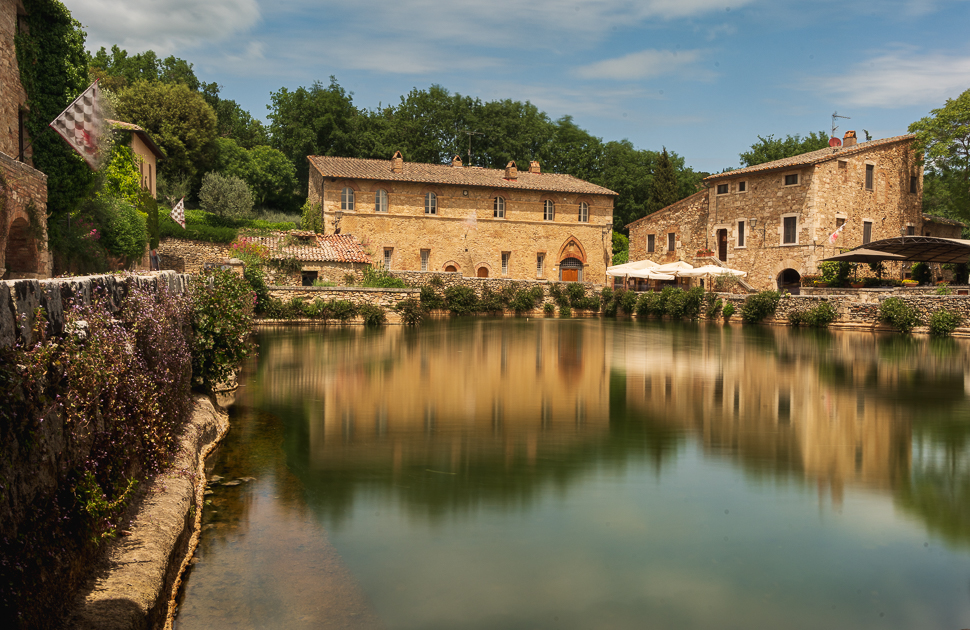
[626,269,675,280]
[653,261,695,273]
[606,259,660,276]
[676,264,747,278]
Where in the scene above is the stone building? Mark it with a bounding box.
[0,0,49,279]
[241,231,372,285]
[627,132,924,291]
[307,152,616,282]
[107,119,164,198]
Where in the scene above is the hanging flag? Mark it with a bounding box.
[171,197,186,229]
[49,80,105,170]
[828,221,846,244]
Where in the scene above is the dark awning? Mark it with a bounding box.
[833,237,970,264]
[821,248,905,263]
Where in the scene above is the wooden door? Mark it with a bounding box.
[477,267,489,278]
[562,269,579,282]
[717,229,728,261]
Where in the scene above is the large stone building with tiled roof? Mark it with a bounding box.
[307,152,616,282]
[627,132,925,291]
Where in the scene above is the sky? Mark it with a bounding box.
[69,0,970,175]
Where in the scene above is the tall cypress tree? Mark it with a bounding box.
[648,147,679,214]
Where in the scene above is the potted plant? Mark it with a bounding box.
[696,249,714,257]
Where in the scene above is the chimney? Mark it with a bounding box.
[843,131,857,148]
[505,161,518,180]
[391,150,404,174]
[529,160,540,174]
[451,155,463,168]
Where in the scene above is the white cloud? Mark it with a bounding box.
[71,0,261,54]
[575,49,708,81]
[804,49,970,108]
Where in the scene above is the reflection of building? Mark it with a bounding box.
[0,0,49,279]
[627,132,923,291]
[615,327,920,505]
[243,322,613,472]
[307,153,616,282]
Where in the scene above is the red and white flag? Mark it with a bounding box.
[171,197,186,229]
[828,221,846,244]
[49,80,105,170]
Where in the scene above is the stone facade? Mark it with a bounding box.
[628,134,924,291]
[0,0,48,279]
[307,154,616,284]
[157,238,234,274]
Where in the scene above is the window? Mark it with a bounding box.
[420,249,430,272]
[716,183,729,195]
[783,216,797,244]
[836,217,845,230]
[424,192,437,215]
[383,248,392,270]
[784,173,799,186]
[537,253,544,276]
[341,187,355,211]
[647,234,655,253]
[737,221,745,247]
[863,220,872,244]
[910,176,918,194]
[865,164,874,190]
[543,200,555,221]
[501,252,510,276]
[493,196,505,218]
[738,181,747,193]
[375,189,388,213]
[907,225,915,236]
[668,232,676,252]
[578,201,589,223]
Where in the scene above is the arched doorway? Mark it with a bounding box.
[560,257,583,282]
[477,267,489,278]
[445,265,457,272]
[777,268,801,295]
[6,217,37,275]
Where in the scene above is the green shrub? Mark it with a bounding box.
[929,308,961,337]
[445,285,479,315]
[722,302,735,320]
[706,295,723,319]
[359,304,387,326]
[819,261,853,287]
[479,286,505,312]
[911,262,932,285]
[510,287,542,313]
[396,298,425,326]
[300,199,323,233]
[191,269,256,389]
[559,303,572,317]
[199,171,254,219]
[644,292,664,317]
[567,283,586,305]
[879,297,920,333]
[500,282,519,306]
[600,287,614,306]
[936,283,953,296]
[361,265,407,288]
[635,292,652,318]
[420,286,445,309]
[329,300,358,322]
[787,309,805,326]
[618,288,638,315]
[741,290,781,324]
[87,196,149,263]
[429,275,445,287]
[682,287,705,320]
[804,302,837,327]
[664,289,685,319]
[543,302,555,315]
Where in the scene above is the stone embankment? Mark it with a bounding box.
[68,395,229,630]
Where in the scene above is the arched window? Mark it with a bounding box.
[425,192,437,215]
[494,196,505,218]
[578,202,589,223]
[341,187,355,211]
[543,200,555,221]
[375,189,388,213]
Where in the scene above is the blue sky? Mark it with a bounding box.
[70,0,970,174]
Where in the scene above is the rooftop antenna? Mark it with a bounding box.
[831,111,850,139]
[462,129,483,166]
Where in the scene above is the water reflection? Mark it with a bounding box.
[179,320,970,629]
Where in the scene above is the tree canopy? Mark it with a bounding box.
[910,88,970,222]
[738,131,829,167]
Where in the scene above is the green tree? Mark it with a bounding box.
[597,140,653,231]
[115,81,218,189]
[910,89,970,221]
[268,77,358,189]
[648,147,679,214]
[212,138,297,210]
[89,45,201,92]
[16,0,97,217]
[98,144,143,207]
[199,171,253,219]
[739,131,828,167]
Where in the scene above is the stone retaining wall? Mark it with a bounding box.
[388,269,601,296]
[1,270,192,348]
[157,238,233,274]
[268,285,420,308]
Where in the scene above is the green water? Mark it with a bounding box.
[175,319,970,629]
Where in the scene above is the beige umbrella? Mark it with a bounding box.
[627,269,675,280]
[606,259,660,276]
[653,261,695,273]
[676,264,747,278]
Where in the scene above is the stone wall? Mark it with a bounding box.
[0,270,192,347]
[0,0,30,163]
[629,138,923,292]
[309,168,614,284]
[0,152,49,278]
[157,238,234,274]
[268,285,420,308]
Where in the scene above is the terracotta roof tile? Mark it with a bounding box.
[705,134,916,181]
[308,155,617,196]
[105,118,166,159]
[923,214,966,227]
[242,232,372,264]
